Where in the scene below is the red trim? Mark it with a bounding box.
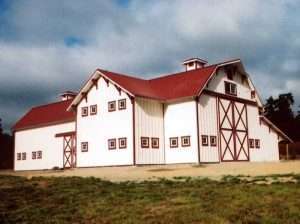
[170,137,178,148]
[151,137,159,149]
[108,101,116,112]
[90,105,97,115]
[216,96,221,163]
[108,139,117,150]
[63,134,76,169]
[141,137,150,148]
[181,136,191,147]
[118,99,126,110]
[118,138,127,149]
[92,78,99,89]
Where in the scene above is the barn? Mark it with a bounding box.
[12,58,293,170]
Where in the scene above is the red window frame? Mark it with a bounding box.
[181,136,191,147]
[32,151,36,160]
[201,135,209,146]
[141,137,149,148]
[151,138,159,149]
[224,81,237,96]
[81,142,88,152]
[81,107,88,117]
[108,139,117,150]
[37,151,42,159]
[22,152,26,160]
[118,138,127,149]
[90,105,97,115]
[255,139,260,149]
[249,139,254,148]
[108,101,116,112]
[118,99,126,110]
[17,153,21,160]
[210,136,217,147]
[170,137,178,148]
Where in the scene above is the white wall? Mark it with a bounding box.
[76,77,134,167]
[198,95,220,162]
[247,105,279,161]
[164,100,198,164]
[14,122,75,171]
[207,68,254,101]
[135,98,165,164]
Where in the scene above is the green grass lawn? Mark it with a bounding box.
[0,175,300,224]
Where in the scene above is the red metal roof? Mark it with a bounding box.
[13,99,75,131]
[98,64,217,100]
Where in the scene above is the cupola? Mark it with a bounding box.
[182,58,208,71]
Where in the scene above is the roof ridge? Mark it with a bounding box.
[97,68,148,82]
[32,99,73,110]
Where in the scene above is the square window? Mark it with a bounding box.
[119,138,127,149]
[90,105,97,115]
[17,153,21,161]
[170,137,178,148]
[32,151,36,160]
[224,81,237,96]
[181,136,191,147]
[81,107,88,117]
[210,136,217,147]
[201,135,209,146]
[251,91,256,99]
[81,142,88,152]
[141,137,149,148]
[255,139,260,149]
[118,99,126,110]
[37,151,42,159]
[249,139,254,148]
[22,152,26,160]
[108,139,116,150]
[108,101,116,112]
[151,138,159,149]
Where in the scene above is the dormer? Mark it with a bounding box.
[60,91,77,101]
[182,58,208,71]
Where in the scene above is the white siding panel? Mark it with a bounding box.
[164,100,198,164]
[198,95,219,162]
[76,77,133,167]
[14,122,75,171]
[135,98,165,164]
[247,105,279,161]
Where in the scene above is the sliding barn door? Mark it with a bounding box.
[63,134,76,168]
[218,98,249,161]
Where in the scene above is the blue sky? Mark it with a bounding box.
[0,0,300,132]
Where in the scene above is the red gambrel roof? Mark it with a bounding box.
[13,99,75,131]
[98,64,217,100]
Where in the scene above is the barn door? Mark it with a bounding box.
[63,134,76,168]
[218,98,249,161]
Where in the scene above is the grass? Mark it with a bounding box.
[0,175,300,223]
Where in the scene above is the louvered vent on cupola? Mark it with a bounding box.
[182,58,208,71]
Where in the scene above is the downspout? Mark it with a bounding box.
[195,97,201,164]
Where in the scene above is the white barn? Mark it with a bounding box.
[12,58,292,170]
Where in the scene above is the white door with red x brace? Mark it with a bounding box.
[218,98,249,161]
[63,134,76,168]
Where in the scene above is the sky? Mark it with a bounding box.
[0,0,300,132]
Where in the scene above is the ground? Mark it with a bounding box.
[1,161,300,223]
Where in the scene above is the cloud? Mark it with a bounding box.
[0,0,300,131]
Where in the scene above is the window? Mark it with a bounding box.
[108,139,116,150]
[151,138,159,149]
[118,99,126,110]
[32,151,36,160]
[181,136,191,147]
[255,139,260,149]
[22,152,26,160]
[251,90,256,99]
[170,137,178,148]
[119,138,127,149]
[37,151,42,159]
[141,137,149,148]
[81,142,88,152]
[210,136,217,147]
[17,153,21,161]
[224,81,237,96]
[108,101,116,112]
[249,139,254,148]
[81,107,88,117]
[90,105,97,115]
[201,135,209,146]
